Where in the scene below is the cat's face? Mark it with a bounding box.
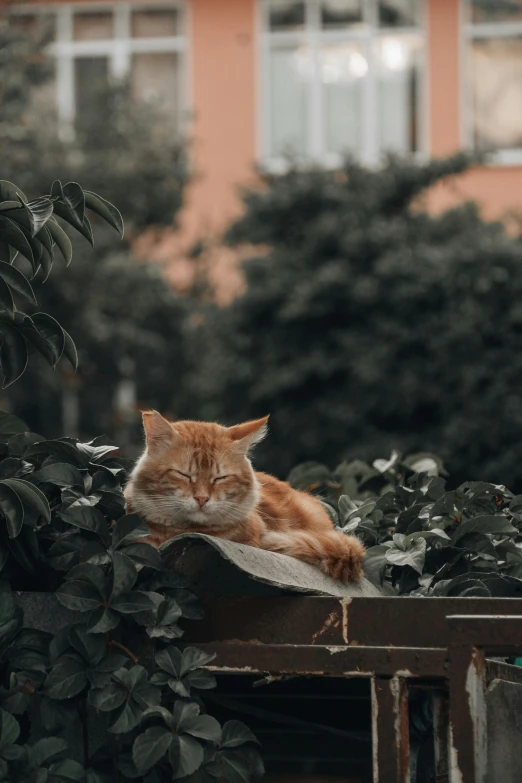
[126,412,268,529]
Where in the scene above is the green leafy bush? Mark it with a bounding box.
[0,180,263,783]
[194,153,522,489]
[289,453,522,597]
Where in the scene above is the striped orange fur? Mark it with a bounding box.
[124,411,365,582]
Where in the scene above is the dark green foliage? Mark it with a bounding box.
[194,153,522,489]
[0,179,121,387]
[0,414,264,782]
[289,452,522,597]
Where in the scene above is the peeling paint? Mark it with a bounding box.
[341,598,351,644]
[311,611,338,644]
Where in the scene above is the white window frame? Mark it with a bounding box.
[258,0,426,170]
[9,1,187,135]
[463,0,522,166]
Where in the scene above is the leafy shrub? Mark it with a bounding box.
[0,180,263,782]
[289,453,522,597]
[194,153,522,489]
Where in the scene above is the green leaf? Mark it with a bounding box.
[56,581,103,612]
[47,759,85,782]
[133,727,172,774]
[111,591,156,614]
[219,746,265,783]
[220,721,260,749]
[88,606,119,634]
[44,658,87,700]
[29,737,68,767]
[47,218,73,266]
[109,699,143,734]
[122,543,165,570]
[111,552,138,598]
[62,329,78,371]
[0,261,37,305]
[26,197,54,237]
[59,506,110,537]
[183,714,222,743]
[0,478,51,522]
[0,215,34,264]
[0,279,14,319]
[181,648,216,677]
[52,182,84,230]
[0,323,28,387]
[88,683,127,712]
[386,538,426,575]
[112,514,150,549]
[156,647,182,678]
[0,483,24,538]
[84,191,124,237]
[31,313,66,366]
[35,463,84,488]
[0,412,28,436]
[0,709,20,750]
[452,515,517,543]
[0,182,27,204]
[173,701,200,732]
[169,734,204,779]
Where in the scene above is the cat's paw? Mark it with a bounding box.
[321,531,365,583]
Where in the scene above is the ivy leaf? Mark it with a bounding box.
[34,463,85,489]
[44,657,87,700]
[133,727,172,774]
[180,648,216,677]
[0,478,51,522]
[111,552,138,598]
[169,734,204,779]
[221,721,260,749]
[386,538,426,575]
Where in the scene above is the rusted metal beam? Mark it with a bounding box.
[371,676,410,783]
[447,615,522,655]
[195,643,448,678]
[180,597,522,649]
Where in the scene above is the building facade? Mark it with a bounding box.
[6,0,522,255]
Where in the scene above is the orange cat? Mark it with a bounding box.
[124,412,365,582]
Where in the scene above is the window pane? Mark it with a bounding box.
[269,48,308,156]
[379,0,418,27]
[73,12,113,41]
[321,0,363,28]
[132,53,180,125]
[377,35,421,153]
[131,10,179,38]
[322,43,365,156]
[75,58,110,127]
[269,2,305,31]
[471,37,522,151]
[471,0,522,23]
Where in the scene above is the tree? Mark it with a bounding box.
[0,19,191,446]
[193,153,522,489]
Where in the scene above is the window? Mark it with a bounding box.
[466,1,522,158]
[9,3,186,131]
[260,0,424,166]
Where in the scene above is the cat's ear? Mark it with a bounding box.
[142,411,176,453]
[228,416,269,453]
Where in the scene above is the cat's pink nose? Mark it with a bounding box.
[195,495,209,508]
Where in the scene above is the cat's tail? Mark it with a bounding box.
[261,528,365,583]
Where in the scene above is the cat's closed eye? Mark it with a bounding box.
[213,475,232,483]
[171,469,193,482]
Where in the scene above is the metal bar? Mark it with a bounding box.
[448,645,487,783]
[181,597,522,648]
[447,615,522,654]
[196,643,448,678]
[371,676,410,783]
